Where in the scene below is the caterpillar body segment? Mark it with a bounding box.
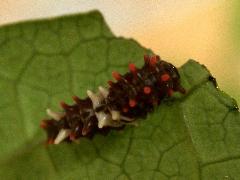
[40,55,185,144]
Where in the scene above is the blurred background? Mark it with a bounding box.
[0,0,239,103]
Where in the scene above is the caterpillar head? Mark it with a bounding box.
[157,60,186,95]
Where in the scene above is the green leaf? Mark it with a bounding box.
[0,10,239,180]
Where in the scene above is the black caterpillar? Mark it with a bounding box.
[40,55,186,144]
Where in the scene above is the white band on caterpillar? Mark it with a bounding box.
[98,86,109,98]
[46,108,64,121]
[87,90,103,108]
[54,129,71,144]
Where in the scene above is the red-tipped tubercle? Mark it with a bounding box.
[40,120,47,129]
[129,99,137,107]
[47,138,54,144]
[72,96,80,103]
[150,56,158,66]
[161,73,170,82]
[60,101,68,109]
[112,71,121,81]
[143,86,151,94]
[108,80,113,86]
[129,63,137,73]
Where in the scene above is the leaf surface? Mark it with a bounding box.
[0,11,239,180]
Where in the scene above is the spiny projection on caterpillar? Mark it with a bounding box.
[40,55,186,144]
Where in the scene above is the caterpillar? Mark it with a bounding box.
[40,55,186,144]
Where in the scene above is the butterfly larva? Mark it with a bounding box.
[40,55,186,144]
